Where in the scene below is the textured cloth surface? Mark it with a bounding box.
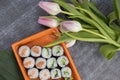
[0,0,120,80]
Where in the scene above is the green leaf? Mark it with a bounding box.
[64,31,108,43]
[70,0,80,6]
[53,0,80,15]
[82,24,97,29]
[0,75,6,80]
[45,29,105,47]
[89,2,108,23]
[99,44,118,60]
[0,51,24,80]
[117,36,120,44]
[75,7,116,40]
[45,34,74,47]
[109,23,120,43]
[108,11,117,24]
[81,0,90,10]
[114,0,120,24]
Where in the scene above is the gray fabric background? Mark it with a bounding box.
[0,0,120,80]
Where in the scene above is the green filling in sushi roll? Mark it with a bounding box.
[64,71,69,76]
[52,45,64,56]
[57,56,69,67]
[56,47,61,54]
[46,48,49,56]
[42,48,52,59]
[61,67,72,78]
[47,58,57,68]
[54,70,59,78]
[51,68,61,79]
[61,58,66,65]
[51,60,55,68]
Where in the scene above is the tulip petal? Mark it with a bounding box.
[61,21,82,32]
[38,17,59,28]
[65,40,76,48]
[39,1,62,15]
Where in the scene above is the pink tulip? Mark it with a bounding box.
[65,40,76,48]
[60,21,82,32]
[38,17,59,28]
[39,1,62,15]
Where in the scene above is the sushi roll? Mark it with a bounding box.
[31,46,41,57]
[57,56,69,67]
[18,45,30,57]
[41,48,52,59]
[23,57,35,69]
[51,68,61,79]
[47,58,57,68]
[39,69,50,80]
[36,58,46,69]
[61,67,72,78]
[28,68,39,79]
[52,45,64,57]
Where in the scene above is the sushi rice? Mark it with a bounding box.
[36,58,46,69]
[61,67,72,78]
[18,45,30,57]
[31,46,41,57]
[57,56,69,67]
[47,57,57,68]
[23,57,35,69]
[52,45,64,57]
[19,45,73,79]
[28,68,39,79]
[51,68,61,79]
[39,69,50,80]
[41,48,52,59]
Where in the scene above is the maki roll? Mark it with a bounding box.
[23,57,35,69]
[18,45,30,57]
[39,69,50,80]
[41,48,52,59]
[52,45,64,57]
[36,58,46,69]
[47,58,57,68]
[28,68,39,79]
[57,56,69,67]
[31,46,41,57]
[61,67,72,78]
[51,68,61,79]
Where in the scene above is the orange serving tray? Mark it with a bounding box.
[12,28,81,80]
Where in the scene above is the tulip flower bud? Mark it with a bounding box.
[65,40,76,48]
[38,17,59,28]
[60,21,82,32]
[39,1,62,15]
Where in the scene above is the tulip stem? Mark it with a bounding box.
[82,28,107,39]
[82,28,120,47]
[61,11,74,15]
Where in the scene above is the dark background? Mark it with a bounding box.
[0,0,120,80]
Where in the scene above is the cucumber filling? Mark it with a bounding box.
[46,48,49,56]
[60,58,66,65]
[50,60,55,68]
[54,70,58,78]
[55,47,60,54]
[64,71,69,76]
